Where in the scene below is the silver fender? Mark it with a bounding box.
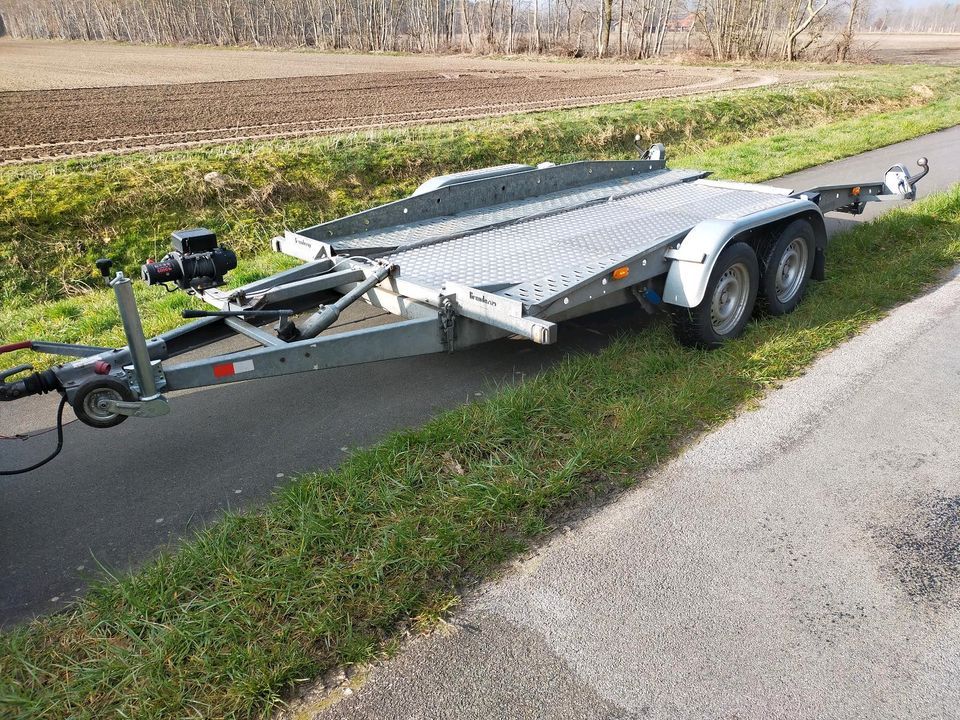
[662,199,823,308]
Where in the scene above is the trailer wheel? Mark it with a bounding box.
[72,378,133,429]
[759,219,815,315]
[671,242,759,349]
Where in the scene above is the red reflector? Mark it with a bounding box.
[213,363,235,378]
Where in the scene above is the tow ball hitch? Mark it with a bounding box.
[885,157,930,201]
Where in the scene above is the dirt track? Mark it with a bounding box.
[0,66,775,164]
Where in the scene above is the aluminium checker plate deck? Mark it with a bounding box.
[327,168,704,254]
[325,168,801,316]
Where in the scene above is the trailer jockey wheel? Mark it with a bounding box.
[671,242,759,349]
[758,219,815,316]
[72,378,134,429]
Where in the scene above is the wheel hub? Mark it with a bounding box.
[775,238,809,303]
[81,387,124,422]
[710,262,750,335]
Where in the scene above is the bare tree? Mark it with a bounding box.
[597,0,612,55]
[459,0,473,49]
[1,0,904,61]
[783,0,828,61]
[696,0,736,59]
[835,0,860,62]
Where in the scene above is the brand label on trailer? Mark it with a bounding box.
[213,359,255,378]
[446,282,524,319]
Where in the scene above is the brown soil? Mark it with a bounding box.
[855,32,960,66]
[0,67,774,163]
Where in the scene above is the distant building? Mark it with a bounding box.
[667,12,696,32]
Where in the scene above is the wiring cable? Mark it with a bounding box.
[0,395,68,476]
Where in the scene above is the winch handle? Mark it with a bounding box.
[182,309,294,319]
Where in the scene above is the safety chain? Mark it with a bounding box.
[439,298,456,352]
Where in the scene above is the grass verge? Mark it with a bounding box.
[2,66,960,373]
[3,183,959,720]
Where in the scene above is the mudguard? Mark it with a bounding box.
[662,199,823,308]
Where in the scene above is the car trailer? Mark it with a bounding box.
[0,143,929,470]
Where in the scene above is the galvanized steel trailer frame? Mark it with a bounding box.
[0,146,929,429]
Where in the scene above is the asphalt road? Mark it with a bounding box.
[1,127,958,627]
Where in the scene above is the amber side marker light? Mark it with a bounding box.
[612,266,630,281]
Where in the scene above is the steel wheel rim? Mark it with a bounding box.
[775,238,808,303]
[83,387,123,422]
[710,262,750,335]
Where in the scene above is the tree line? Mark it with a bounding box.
[0,0,949,61]
[872,1,960,33]
[0,0,673,56]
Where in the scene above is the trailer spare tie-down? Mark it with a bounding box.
[0,143,932,474]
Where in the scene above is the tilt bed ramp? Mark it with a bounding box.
[0,143,932,474]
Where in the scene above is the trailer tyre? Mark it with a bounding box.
[72,378,133,429]
[671,242,759,349]
[759,219,815,315]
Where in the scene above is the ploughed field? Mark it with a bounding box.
[0,58,773,163]
[857,32,960,65]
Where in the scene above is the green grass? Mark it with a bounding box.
[3,184,960,720]
[3,65,960,719]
